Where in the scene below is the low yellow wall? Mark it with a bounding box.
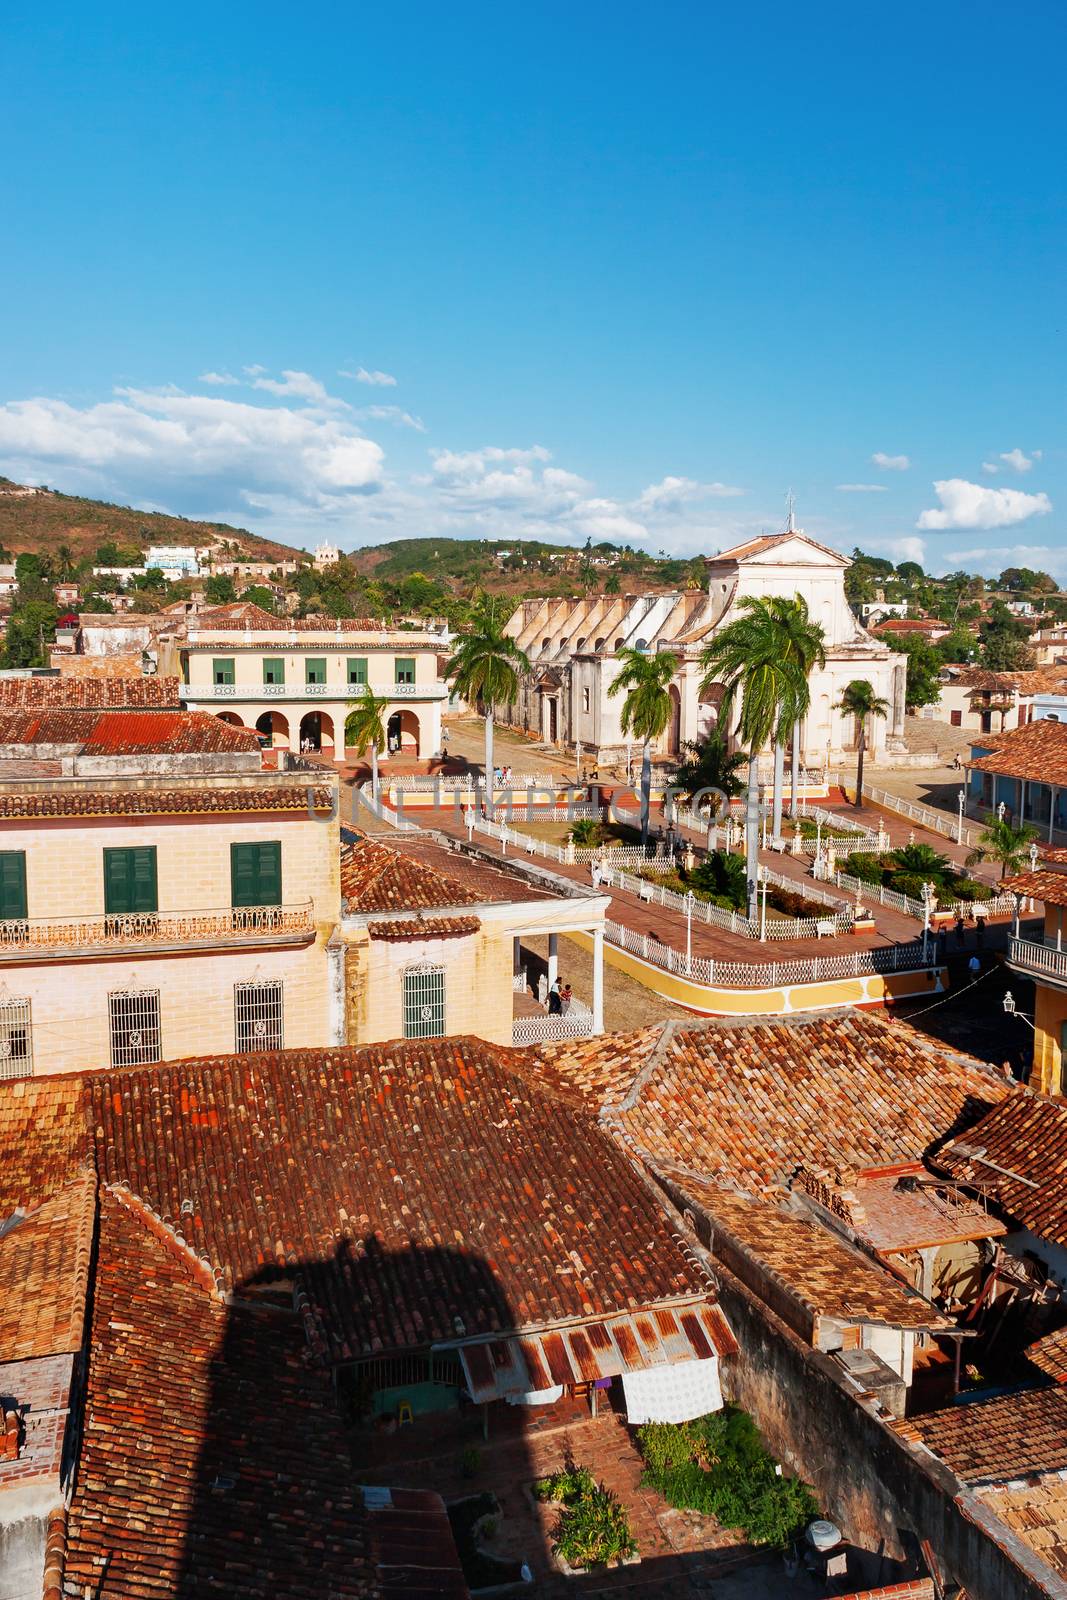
[567,930,946,1017]
[1032,981,1067,1095]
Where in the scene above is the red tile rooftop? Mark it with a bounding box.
[915,1385,1067,1485]
[341,831,561,912]
[0,781,335,819]
[0,706,260,753]
[936,1089,1067,1247]
[969,720,1067,786]
[0,674,183,708]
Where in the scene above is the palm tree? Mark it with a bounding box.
[344,685,389,802]
[966,814,1040,881]
[445,597,530,818]
[674,730,747,808]
[764,596,827,829]
[607,646,679,848]
[698,599,808,918]
[834,680,889,809]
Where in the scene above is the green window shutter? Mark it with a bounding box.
[0,852,27,920]
[213,658,235,685]
[395,657,416,685]
[104,848,158,914]
[230,841,282,907]
[347,657,368,686]
[305,658,327,685]
[263,657,285,685]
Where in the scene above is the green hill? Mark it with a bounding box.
[0,478,301,565]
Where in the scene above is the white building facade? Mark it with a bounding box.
[500,532,906,768]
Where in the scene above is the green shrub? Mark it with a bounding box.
[636,1406,818,1549]
[569,818,603,847]
[844,851,887,885]
[534,1464,596,1503]
[552,1483,636,1569]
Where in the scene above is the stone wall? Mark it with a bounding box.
[714,1260,1060,1600]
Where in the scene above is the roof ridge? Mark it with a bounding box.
[105,1182,226,1299]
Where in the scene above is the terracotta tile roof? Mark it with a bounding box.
[87,1040,710,1361]
[667,1177,950,1336]
[340,833,559,912]
[1003,866,1067,907]
[363,1487,468,1598]
[0,1075,86,1215]
[0,782,334,819]
[841,1172,1004,1253]
[969,720,1067,787]
[534,1027,664,1105]
[915,1386,1067,1485]
[341,833,482,912]
[0,1172,95,1362]
[366,914,481,941]
[0,675,182,708]
[550,1014,1008,1198]
[936,1089,1067,1246]
[949,666,1067,694]
[0,706,260,754]
[979,1478,1067,1586]
[63,1185,374,1600]
[1025,1324,1067,1382]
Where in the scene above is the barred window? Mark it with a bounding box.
[234,980,284,1052]
[402,963,445,1040]
[0,995,32,1080]
[108,989,162,1068]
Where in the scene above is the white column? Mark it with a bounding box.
[592,927,604,1035]
[326,937,347,1046]
[513,936,521,975]
[547,932,558,992]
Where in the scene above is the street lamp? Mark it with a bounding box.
[921,879,936,963]
[1002,990,1036,1032]
[1029,840,1040,873]
[760,872,769,943]
[997,800,1006,822]
[957,787,966,845]
[685,889,694,974]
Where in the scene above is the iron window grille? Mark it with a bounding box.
[402,962,446,1040]
[234,979,284,1053]
[0,995,32,1080]
[108,988,162,1068]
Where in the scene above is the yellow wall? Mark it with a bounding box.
[5,941,333,1076]
[1032,980,1067,1095]
[343,924,513,1046]
[4,809,338,924]
[184,640,441,693]
[0,799,341,1076]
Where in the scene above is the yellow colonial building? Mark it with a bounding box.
[180,604,449,759]
[0,688,342,1077]
[1004,848,1067,1095]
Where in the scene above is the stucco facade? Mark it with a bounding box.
[182,616,448,758]
[0,782,341,1077]
[501,532,905,768]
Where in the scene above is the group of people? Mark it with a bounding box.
[547,979,574,1015]
[492,765,513,787]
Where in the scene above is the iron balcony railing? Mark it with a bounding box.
[1007,935,1067,984]
[187,682,448,701]
[0,901,316,960]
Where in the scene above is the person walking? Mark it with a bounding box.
[975,915,986,949]
[560,983,573,1015]
[547,982,562,1016]
[955,910,966,949]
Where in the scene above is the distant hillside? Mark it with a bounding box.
[0,478,302,564]
[349,535,702,595]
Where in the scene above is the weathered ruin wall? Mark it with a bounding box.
[715,1261,1062,1600]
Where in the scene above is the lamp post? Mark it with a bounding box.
[760,872,769,943]
[957,786,966,845]
[465,803,475,842]
[575,740,582,784]
[997,800,1006,822]
[921,879,936,963]
[685,889,694,974]
[1029,840,1040,872]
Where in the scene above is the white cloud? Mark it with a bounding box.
[249,369,330,402]
[940,543,1067,580]
[917,478,1052,530]
[355,404,426,432]
[999,446,1035,473]
[0,389,384,503]
[198,370,238,386]
[242,364,267,377]
[634,476,742,512]
[340,366,398,387]
[836,483,888,493]
[982,461,999,474]
[871,452,910,471]
[861,535,927,567]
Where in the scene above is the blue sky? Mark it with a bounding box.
[1,1,1063,575]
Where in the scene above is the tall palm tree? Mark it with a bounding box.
[699,599,807,918]
[966,814,1040,881]
[834,680,889,809]
[764,596,827,830]
[344,685,389,802]
[607,646,679,848]
[674,729,747,806]
[445,597,530,818]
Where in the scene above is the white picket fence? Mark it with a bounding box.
[600,862,853,942]
[390,772,562,794]
[605,917,929,988]
[512,1012,594,1045]
[860,780,978,848]
[831,867,1015,923]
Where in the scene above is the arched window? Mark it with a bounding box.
[594,637,605,651]
[576,636,586,650]
[541,637,551,652]
[635,637,648,651]
[614,638,624,652]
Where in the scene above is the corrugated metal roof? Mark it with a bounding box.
[455,1301,736,1402]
